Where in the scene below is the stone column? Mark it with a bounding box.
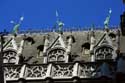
[66,37,72,53]
[65,35,74,63]
[46,63,52,77]
[72,62,79,77]
[90,30,96,62]
[19,65,26,78]
[43,35,49,63]
[16,39,25,64]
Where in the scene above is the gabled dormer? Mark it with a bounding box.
[46,33,66,63]
[3,36,18,64]
[94,30,118,61]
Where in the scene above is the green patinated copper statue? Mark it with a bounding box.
[11,16,24,36]
[56,10,64,34]
[104,8,112,29]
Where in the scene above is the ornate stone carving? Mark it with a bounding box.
[4,62,117,81]
[95,45,114,60]
[47,47,65,62]
[78,64,96,78]
[3,49,17,63]
[25,65,47,78]
[51,64,73,77]
[4,65,21,79]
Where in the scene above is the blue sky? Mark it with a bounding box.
[0,0,124,32]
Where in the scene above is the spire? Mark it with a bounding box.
[104,8,112,29]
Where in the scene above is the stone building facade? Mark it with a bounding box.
[1,27,125,83]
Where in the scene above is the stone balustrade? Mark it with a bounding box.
[4,61,116,82]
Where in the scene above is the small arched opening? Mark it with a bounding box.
[81,42,90,55]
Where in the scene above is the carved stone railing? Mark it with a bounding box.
[25,64,47,80]
[4,64,22,81]
[51,63,73,78]
[78,62,97,78]
[4,62,116,82]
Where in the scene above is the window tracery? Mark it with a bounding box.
[47,47,65,62]
[3,49,17,64]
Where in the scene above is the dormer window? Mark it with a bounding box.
[82,42,90,55]
[37,45,44,57]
